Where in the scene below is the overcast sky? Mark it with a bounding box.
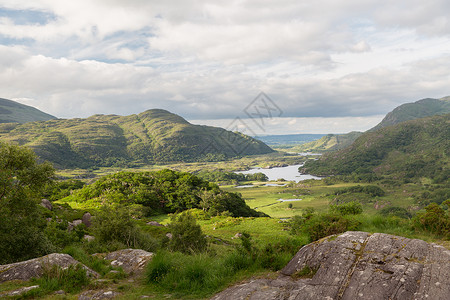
[0,1,449,134]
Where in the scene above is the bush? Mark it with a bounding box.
[33,264,90,294]
[167,212,207,254]
[92,205,159,252]
[330,201,363,215]
[413,203,450,238]
[290,212,361,242]
[379,206,412,219]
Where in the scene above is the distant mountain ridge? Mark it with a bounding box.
[0,98,56,123]
[295,96,450,153]
[370,96,450,131]
[0,109,273,168]
[303,113,450,181]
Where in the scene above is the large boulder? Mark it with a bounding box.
[0,253,99,283]
[40,199,52,210]
[211,231,450,300]
[104,249,153,274]
[82,212,92,227]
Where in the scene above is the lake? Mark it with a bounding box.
[236,164,321,182]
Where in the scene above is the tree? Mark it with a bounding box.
[0,142,55,264]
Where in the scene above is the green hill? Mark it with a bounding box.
[303,113,450,181]
[370,96,450,131]
[290,131,362,153]
[294,96,450,153]
[0,98,56,123]
[0,109,273,168]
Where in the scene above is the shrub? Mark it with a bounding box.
[379,206,412,219]
[413,203,450,238]
[92,205,159,252]
[290,212,361,242]
[167,212,207,254]
[330,201,363,215]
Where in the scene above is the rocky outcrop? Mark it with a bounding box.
[82,212,92,227]
[104,249,153,274]
[0,253,99,283]
[211,231,450,300]
[40,199,52,210]
[78,289,120,299]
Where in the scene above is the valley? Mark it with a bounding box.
[0,97,449,299]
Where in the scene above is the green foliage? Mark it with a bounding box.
[92,206,159,252]
[196,170,268,184]
[413,203,450,238]
[67,169,264,217]
[334,185,385,197]
[0,142,55,264]
[43,179,85,201]
[167,212,208,254]
[33,264,90,294]
[379,206,412,219]
[290,211,361,242]
[330,201,363,215]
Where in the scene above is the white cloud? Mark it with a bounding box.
[0,0,449,133]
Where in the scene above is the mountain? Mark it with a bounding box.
[295,96,450,153]
[303,113,449,182]
[0,98,56,123]
[0,109,273,168]
[290,131,362,153]
[370,96,450,131]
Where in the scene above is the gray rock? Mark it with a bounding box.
[40,199,52,210]
[104,249,153,274]
[68,219,83,231]
[83,235,95,242]
[166,233,173,239]
[0,285,40,297]
[211,231,450,300]
[146,221,163,227]
[78,289,120,299]
[0,253,99,283]
[82,212,92,227]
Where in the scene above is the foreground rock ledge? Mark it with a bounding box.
[211,231,450,300]
[0,253,99,283]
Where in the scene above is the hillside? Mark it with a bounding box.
[290,131,362,153]
[294,96,450,153]
[0,109,273,168]
[0,98,56,123]
[370,96,450,131]
[303,113,450,181]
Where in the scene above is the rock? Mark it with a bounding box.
[78,289,120,299]
[68,219,83,231]
[166,233,173,239]
[0,253,99,283]
[40,199,52,210]
[0,285,40,297]
[211,231,450,300]
[104,249,153,274]
[146,221,163,227]
[232,233,242,239]
[82,212,92,227]
[83,234,95,242]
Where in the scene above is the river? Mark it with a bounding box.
[235,164,321,182]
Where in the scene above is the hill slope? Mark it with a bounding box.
[0,98,56,123]
[0,109,273,168]
[303,113,449,181]
[291,131,362,153]
[370,96,450,131]
[295,96,450,153]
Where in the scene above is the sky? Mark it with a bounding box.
[0,0,449,135]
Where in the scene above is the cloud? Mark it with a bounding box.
[0,0,449,133]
